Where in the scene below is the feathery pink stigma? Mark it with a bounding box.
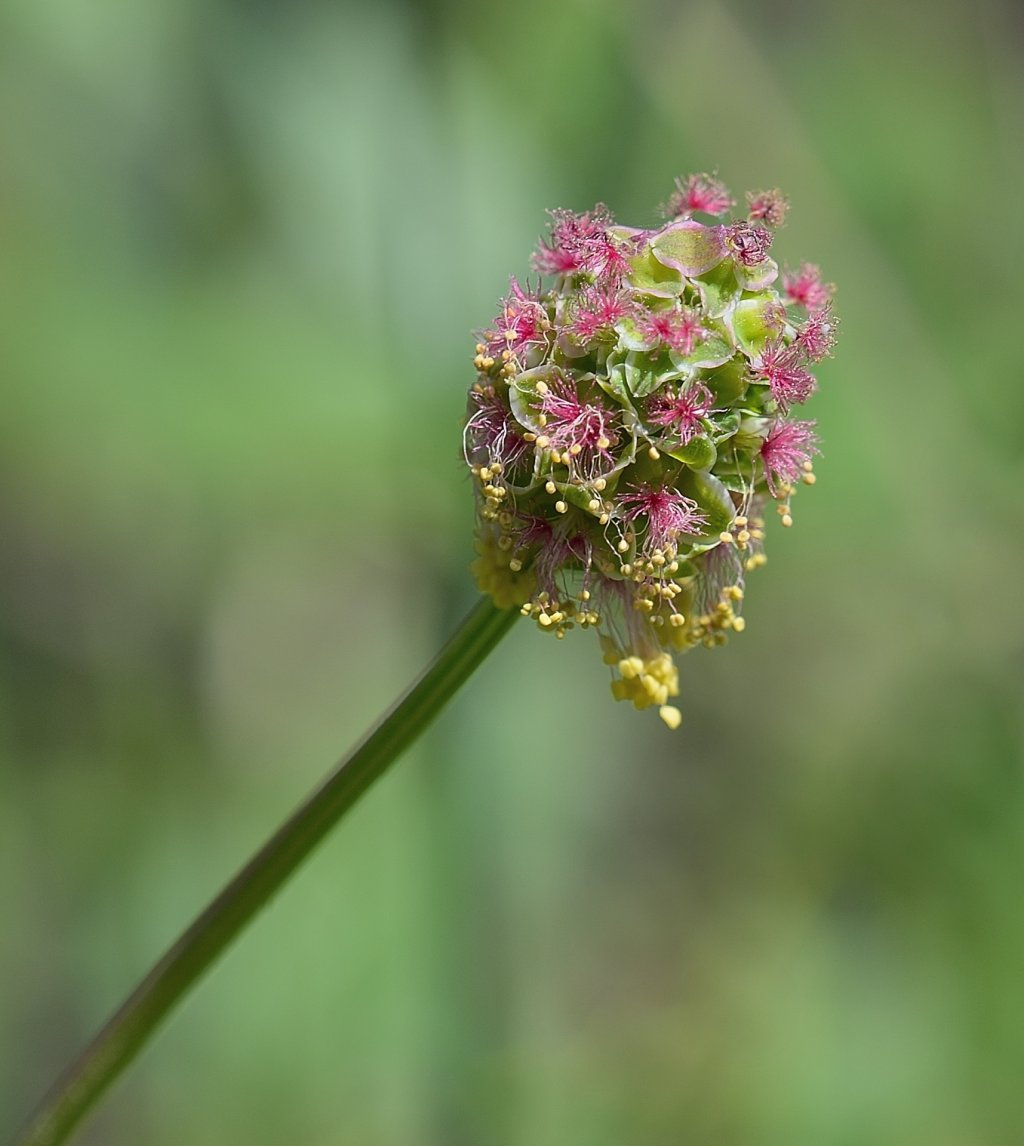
[568,284,637,343]
[666,173,735,218]
[760,419,819,498]
[484,277,549,363]
[646,382,715,445]
[637,307,708,356]
[756,338,816,410]
[726,222,773,266]
[795,301,838,362]
[539,379,619,476]
[783,262,834,312]
[465,388,533,471]
[617,484,707,552]
[533,205,636,282]
[746,189,789,228]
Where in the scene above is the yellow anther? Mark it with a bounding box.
[545,480,557,494]
[509,558,523,572]
[732,616,746,632]
[670,613,686,627]
[659,705,682,730]
[535,435,550,449]
[597,436,611,450]
[734,515,748,527]
[569,443,583,456]
[617,539,629,553]
[621,563,632,575]
[588,499,601,511]
[781,513,793,527]
[536,380,549,395]
[802,472,816,485]
[555,500,568,514]
[737,529,751,545]
[538,613,552,627]
[719,531,734,544]
[648,446,660,460]
[593,477,607,491]
[580,589,591,601]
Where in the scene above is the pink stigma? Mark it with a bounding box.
[760,419,819,497]
[666,173,735,218]
[756,338,817,410]
[783,262,834,312]
[617,484,707,552]
[726,222,773,266]
[746,189,789,228]
[646,382,715,445]
[637,307,708,356]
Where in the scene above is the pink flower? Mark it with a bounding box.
[746,189,789,228]
[567,284,637,343]
[795,301,838,361]
[483,277,549,363]
[783,262,834,312]
[760,419,819,497]
[464,387,532,472]
[756,338,817,410]
[533,205,637,282]
[636,307,708,356]
[726,222,773,266]
[646,381,715,445]
[538,377,620,478]
[616,484,707,552]
[665,173,735,218]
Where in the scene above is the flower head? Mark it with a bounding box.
[783,262,834,312]
[746,188,789,228]
[646,382,715,445]
[665,173,735,218]
[467,176,838,727]
[617,484,707,553]
[760,419,819,498]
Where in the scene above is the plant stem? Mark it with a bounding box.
[15,596,517,1146]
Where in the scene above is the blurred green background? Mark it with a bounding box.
[2,0,1022,1142]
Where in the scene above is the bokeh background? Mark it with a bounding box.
[2,1,1023,1142]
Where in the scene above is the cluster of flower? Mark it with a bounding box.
[465,174,836,729]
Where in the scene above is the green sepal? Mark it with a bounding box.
[622,350,684,399]
[625,245,686,298]
[509,365,561,432]
[677,468,736,538]
[709,411,741,443]
[694,259,743,317]
[667,324,733,371]
[666,434,717,470]
[731,295,783,357]
[651,221,728,277]
[703,358,750,405]
[734,256,779,292]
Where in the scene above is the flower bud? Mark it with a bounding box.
[465,176,837,727]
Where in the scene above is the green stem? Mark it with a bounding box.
[15,596,517,1146]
